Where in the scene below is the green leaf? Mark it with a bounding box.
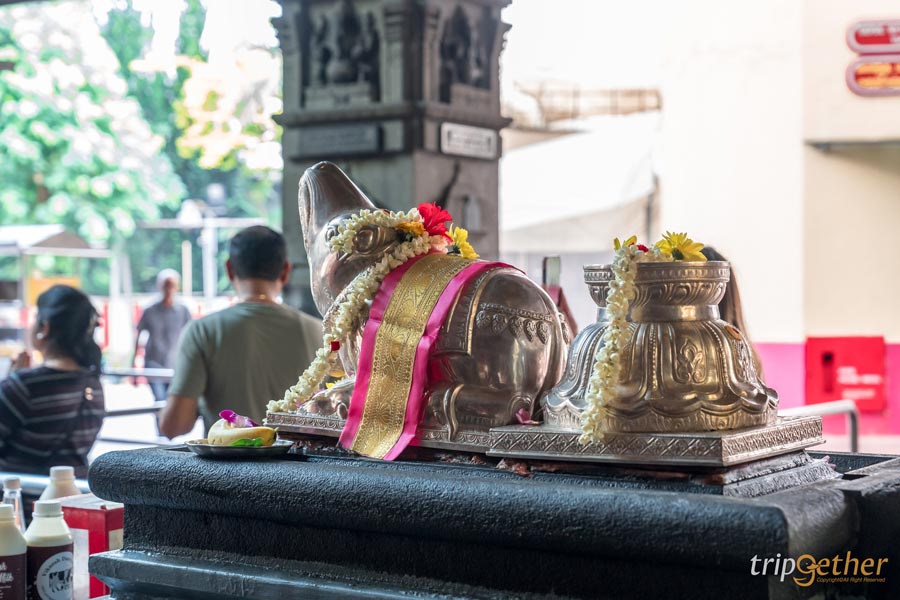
[230,438,263,447]
[201,90,220,111]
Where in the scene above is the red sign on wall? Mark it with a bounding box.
[805,336,886,412]
[846,55,900,96]
[847,20,900,54]
[846,20,900,96]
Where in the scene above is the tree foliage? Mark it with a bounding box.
[0,2,185,247]
[0,0,283,295]
[99,0,282,293]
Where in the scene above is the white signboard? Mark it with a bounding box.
[440,123,498,160]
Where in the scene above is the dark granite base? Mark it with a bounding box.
[288,438,838,497]
[88,447,900,599]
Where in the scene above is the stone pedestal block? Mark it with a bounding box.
[88,448,900,599]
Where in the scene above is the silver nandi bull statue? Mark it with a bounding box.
[278,161,568,452]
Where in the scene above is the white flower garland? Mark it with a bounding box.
[580,244,669,443]
[268,207,447,413]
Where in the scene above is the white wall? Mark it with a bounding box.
[804,145,900,341]
[802,0,900,341]
[656,0,805,343]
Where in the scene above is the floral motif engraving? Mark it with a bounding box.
[474,303,555,344]
[508,316,521,337]
[734,338,755,382]
[675,338,706,383]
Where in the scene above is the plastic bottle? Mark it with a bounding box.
[0,504,27,599]
[38,468,80,501]
[24,500,73,600]
[2,477,26,533]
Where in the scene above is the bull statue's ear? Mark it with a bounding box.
[352,224,398,256]
[298,162,377,244]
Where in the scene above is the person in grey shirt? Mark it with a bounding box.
[158,226,321,437]
[133,269,192,402]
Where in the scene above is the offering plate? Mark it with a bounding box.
[185,439,294,459]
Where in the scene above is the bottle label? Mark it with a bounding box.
[0,553,26,600]
[26,545,72,600]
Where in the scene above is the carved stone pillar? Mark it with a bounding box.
[276,0,511,314]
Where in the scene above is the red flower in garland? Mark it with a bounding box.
[417,202,453,241]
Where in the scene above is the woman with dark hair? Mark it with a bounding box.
[0,285,105,475]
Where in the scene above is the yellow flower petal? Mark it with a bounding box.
[449,225,479,259]
[397,221,425,237]
[615,235,638,252]
[656,231,705,262]
[682,251,707,262]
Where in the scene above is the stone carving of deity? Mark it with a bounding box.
[352,12,381,100]
[439,7,471,102]
[313,15,332,86]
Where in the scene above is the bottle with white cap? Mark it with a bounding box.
[0,504,27,599]
[24,500,73,600]
[38,467,81,501]
[2,476,26,533]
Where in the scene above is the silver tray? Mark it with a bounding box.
[185,439,293,459]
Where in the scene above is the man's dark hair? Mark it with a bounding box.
[228,226,287,281]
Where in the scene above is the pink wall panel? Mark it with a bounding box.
[756,343,806,409]
[756,342,900,435]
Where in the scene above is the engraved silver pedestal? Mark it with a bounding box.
[487,416,824,467]
[268,411,823,468]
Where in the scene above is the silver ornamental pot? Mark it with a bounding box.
[543,261,778,433]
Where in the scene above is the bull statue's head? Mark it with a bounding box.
[298,161,400,315]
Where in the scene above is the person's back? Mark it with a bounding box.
[172,302,320,428]
[0,285,105,476]
[0,367,104,475]
[159,225,322,438]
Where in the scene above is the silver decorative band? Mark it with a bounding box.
[630,304,720,322]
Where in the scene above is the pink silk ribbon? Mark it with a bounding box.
[339,255,505,459]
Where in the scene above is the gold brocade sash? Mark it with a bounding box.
[349,254,471,458]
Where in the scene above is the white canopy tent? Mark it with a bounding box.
[0,224,110,259]
[499,113,659,328]
[0,223,112,304]
[500,113,659,253]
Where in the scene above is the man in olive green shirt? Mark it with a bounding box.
[158,226,321,437]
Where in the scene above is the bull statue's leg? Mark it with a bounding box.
[301,378,354,419]
[426,383,534,440]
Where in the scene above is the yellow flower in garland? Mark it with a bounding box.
[397,221,426,238]
[613,235,637,252]
[449,225,479,259]
[656,231,706,262]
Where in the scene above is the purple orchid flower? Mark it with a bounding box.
[219,409,258,428]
